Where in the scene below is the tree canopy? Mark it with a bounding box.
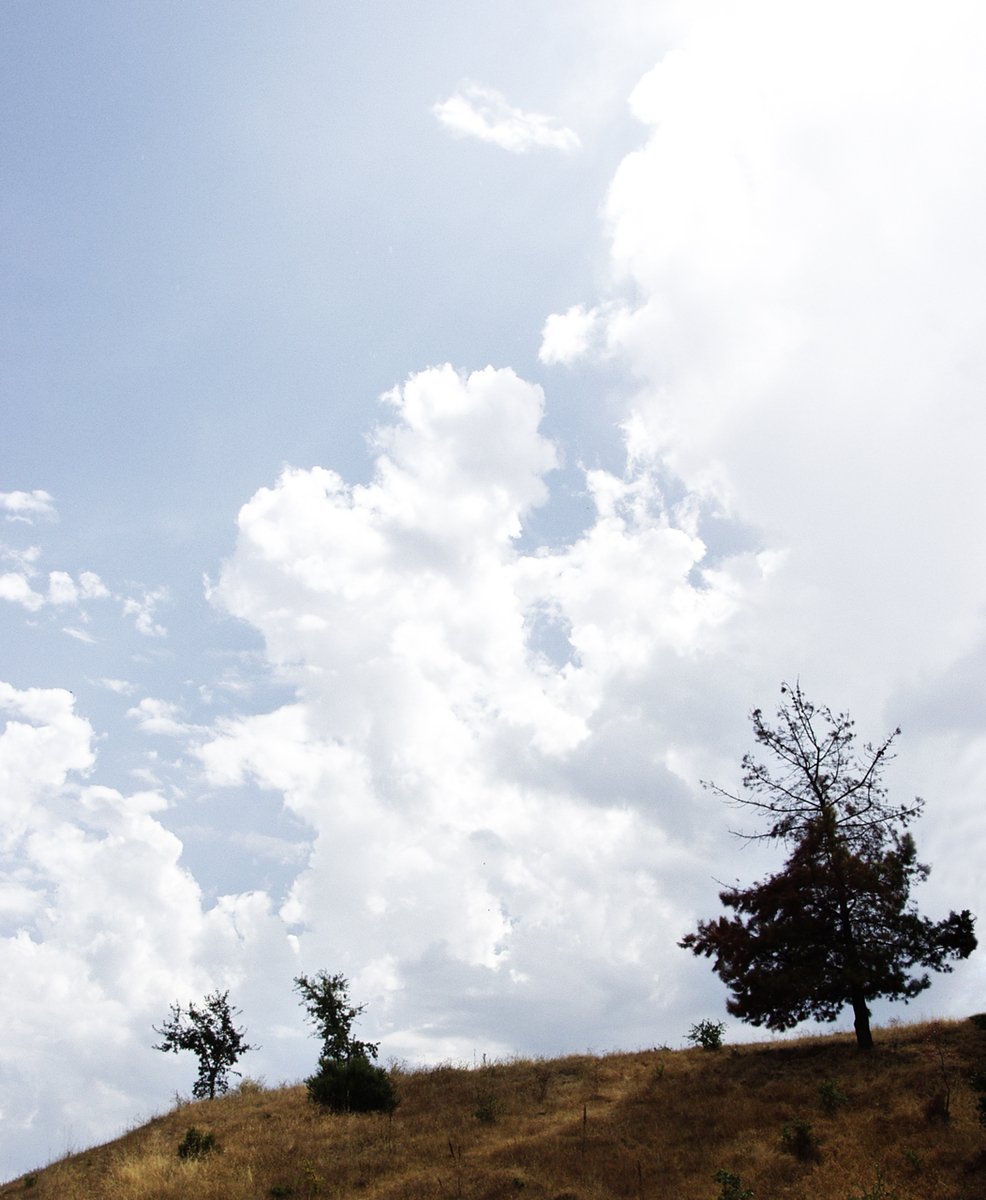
[680,683,976,1049]
[153,989,256,1098]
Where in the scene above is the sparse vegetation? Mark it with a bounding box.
[175,1127,218,1161]
[714,1167,754,1200]
[153,990,256,1100]
[7,1018,986,1199]
[780,1116,821,1162]
[817,1077,848,1114]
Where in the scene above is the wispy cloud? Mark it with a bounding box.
[62,627,97,645]
[127,697,201,737]
[122,588,168,637]
[433,83,580,154]
[95,677,136,695]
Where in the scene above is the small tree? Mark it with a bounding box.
[153,990,256,1098]
[294,971,397,1113]
[680,684,976,1050]
[294,971,379,1063]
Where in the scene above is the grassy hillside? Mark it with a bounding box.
[5,1018,986,1200]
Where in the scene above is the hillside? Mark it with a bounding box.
[4,1018,986,1200]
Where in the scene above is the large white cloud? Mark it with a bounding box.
[7,1,986,1181]
[539,0,986,976]
[204,2,986,1078]
[0,682,295,1177]
[203,364,767,1060]
[566,0,986,698]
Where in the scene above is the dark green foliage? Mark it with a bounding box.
[780,1117,821,1162]
[153,990,256,1099]
[176,1126,218,1160]
[687,1019,726,1050]
[295,970,397,1113]
[293,969,397,1113]
[969,1013,986,1033]
[817,1078,848,1114]
[474,1069,501,1123]
[294,971,379,1064]
[902,1147,922,1173]
[305,1056,399,1113]
[681,684,976,1050]
[714,1168,754,1199]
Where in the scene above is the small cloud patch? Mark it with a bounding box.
[433,83,580,154]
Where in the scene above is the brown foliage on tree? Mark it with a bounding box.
[680,684,976,1049]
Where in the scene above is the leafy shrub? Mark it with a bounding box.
[176,1126,218,1160]
[817,1078,848,1115]
[714,1168,754,1199]
[474,1086,501,1123]
[687,1019,726,1051]
[780,1118,821,1162]
[305,1055,399,1113]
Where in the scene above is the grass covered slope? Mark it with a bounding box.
[5,1018,986,1200]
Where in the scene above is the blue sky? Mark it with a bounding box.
[3,0,986,1182]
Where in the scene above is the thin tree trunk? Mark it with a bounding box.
[821,807,874,1052]
[851,987,873,1050]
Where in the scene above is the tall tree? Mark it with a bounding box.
[153,989,256,1098]
[680,683,976,1050]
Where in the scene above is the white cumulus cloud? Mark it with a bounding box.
[0,573,46,612]
[0,490,57,524]
[0,680,297,1177]
[201,363,763,1057]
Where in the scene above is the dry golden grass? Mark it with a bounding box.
[5,1017,986,1200]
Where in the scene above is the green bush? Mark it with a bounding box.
[176,1126,218,1160]
[780,1117,821,1162]
[714,1168,754,1199]
[687,1019,726,1051]
[817,1078,848,1115]
[305,1055,399,1113]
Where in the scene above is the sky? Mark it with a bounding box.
[2,0,986,1180]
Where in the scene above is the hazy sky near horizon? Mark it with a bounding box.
[3,0,986,1181]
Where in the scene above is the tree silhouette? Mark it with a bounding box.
[680,683,976,1049]
[153,989,256,1098]
[294,971,379,1064]
[294,971,397,1113]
